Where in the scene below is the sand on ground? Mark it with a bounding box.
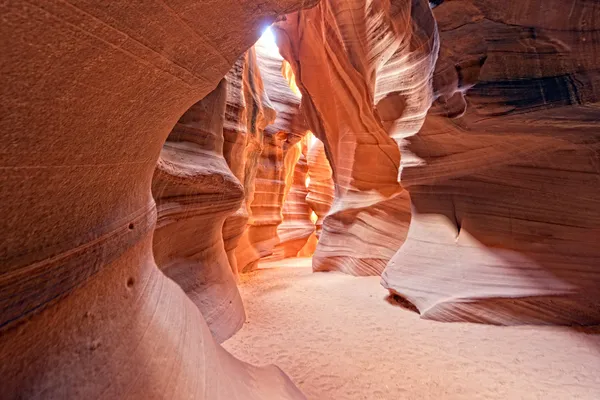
[223,257,600,400]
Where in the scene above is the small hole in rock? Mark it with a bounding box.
[128,223,134,230]
[127,278,135,288]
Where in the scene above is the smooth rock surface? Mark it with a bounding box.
[0,0,316,398]
[152,79,245,343]
[382,0,600,325]
[275,0,438,275]
[239,34,310,271]
[276,135,317,258]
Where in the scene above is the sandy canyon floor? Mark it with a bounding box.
[223,257,600,400]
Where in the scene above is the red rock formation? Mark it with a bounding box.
[152,79,246,343]
[232,65,276,271]
[0,0,316,397]
[243,132,287,268]
[222,56,252,277]
[259,34,308,149]
[305,138,335,238]
[224,49,276,276]
[382,0,600,325]
[274,0,437,275]
[276,136,317,258]
[237,34,309,271]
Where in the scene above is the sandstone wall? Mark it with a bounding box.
[0,0,316,397]
[382,0,600,325]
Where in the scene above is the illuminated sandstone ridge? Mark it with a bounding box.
[276,136,317,258]
[382,0,600,325]
[237,36,310,271]
[152,79,246,343]
[275,0,438,275]
[0,0,316,398]
[242,132,286,269]
[305,138,334,238]
[224,49,277,276]
[222,55,253,277]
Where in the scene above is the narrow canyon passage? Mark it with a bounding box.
[2,0,600,398]
[225,258,600,400]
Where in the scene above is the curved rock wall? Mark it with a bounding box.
[244,132,287,268]
[231,45,279,274]
[222,55,252,277]
[381,0,600,325]
[276,136,317,258]
[152,78,246,343]
[274,0,438,275]
[305,138,335,238]
[237,34,310,271]
[224,49,277,276]
[0,0,315,397]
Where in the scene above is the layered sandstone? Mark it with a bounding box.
[276,136,317,258]
[382,0,600,325]
[237,34,309,271]
[274,0,438,275]
[224,49,276,276]
[0,0,315,398]
[305,138,334,238]
[222,56,252,277]
[242,132,287,269]
[152,79,245,343]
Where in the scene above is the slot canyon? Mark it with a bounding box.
[1,0,599,399]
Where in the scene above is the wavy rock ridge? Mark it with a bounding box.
[225,47,278,276]
[275,0,439,276]
[276,135,319,258]
[237,34,311,271]
[381,0,600,325]
[2,3,600,400]
[152,79,246,343]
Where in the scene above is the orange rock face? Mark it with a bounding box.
[381,0,600,325]
[0,0,315,398]
[276,136,317,258]
[152,79,246,343]
[275,0,438,275]
[3,4,600,400]
[237,34,310,271]
[243,132,287,269]
[222,55,253,277]
[305,138,335,238]
[224,48,277,276]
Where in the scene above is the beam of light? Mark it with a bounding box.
[257,26,281,59]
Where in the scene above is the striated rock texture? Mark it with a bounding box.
[382,0,600,325]
[242,132,286,268]
[152,79,245,343]
[223,49,276,277]
[237,35,309,271]
[276,135,316,258]
[275,0,438,275]
[305,138,335,238]
[222,56,252,277]
[0,0,316,398]
[259,35,309,147]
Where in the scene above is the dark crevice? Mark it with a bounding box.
[386,294,420,314]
